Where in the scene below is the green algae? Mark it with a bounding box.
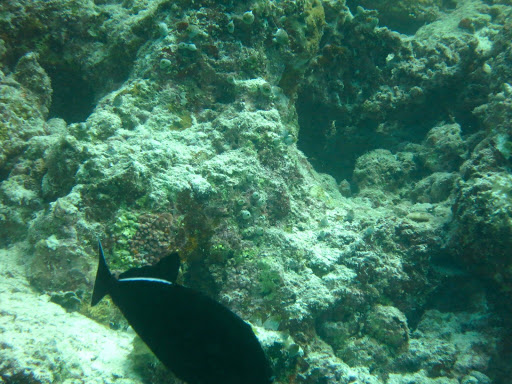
[109,210,140,270]
[257,259,281,297]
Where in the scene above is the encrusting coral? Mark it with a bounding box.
[1,0,511,383]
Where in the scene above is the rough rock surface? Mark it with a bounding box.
[0,246,142,384]
[1,0,511,383]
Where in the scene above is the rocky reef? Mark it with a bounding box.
[1,0,511,383]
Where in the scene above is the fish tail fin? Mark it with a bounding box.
[91,240,114,306]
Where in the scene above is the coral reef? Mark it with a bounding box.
[1,0,512,383]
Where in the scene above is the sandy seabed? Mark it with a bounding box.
[0,246,141,384]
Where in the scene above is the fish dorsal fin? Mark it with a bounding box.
[119,252,180,283]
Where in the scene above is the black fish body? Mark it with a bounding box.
[91,241,273,384]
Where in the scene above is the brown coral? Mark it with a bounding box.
[129,213,176,265]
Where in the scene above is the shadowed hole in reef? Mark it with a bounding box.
[295,94,371,183]
[345,0,458,35]
[296,80,484,184]
[0,168,9,184]
[46,64,96,123]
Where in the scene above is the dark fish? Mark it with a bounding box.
[91,241,273,384]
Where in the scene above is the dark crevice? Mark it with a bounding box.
[46,64,96,123]
[344,0,425,35]
[345,0,458,35]
[296,76,486,183]
[0,165,10,183]
[296,95,381,182]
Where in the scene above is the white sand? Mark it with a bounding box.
[0,246,142,384]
